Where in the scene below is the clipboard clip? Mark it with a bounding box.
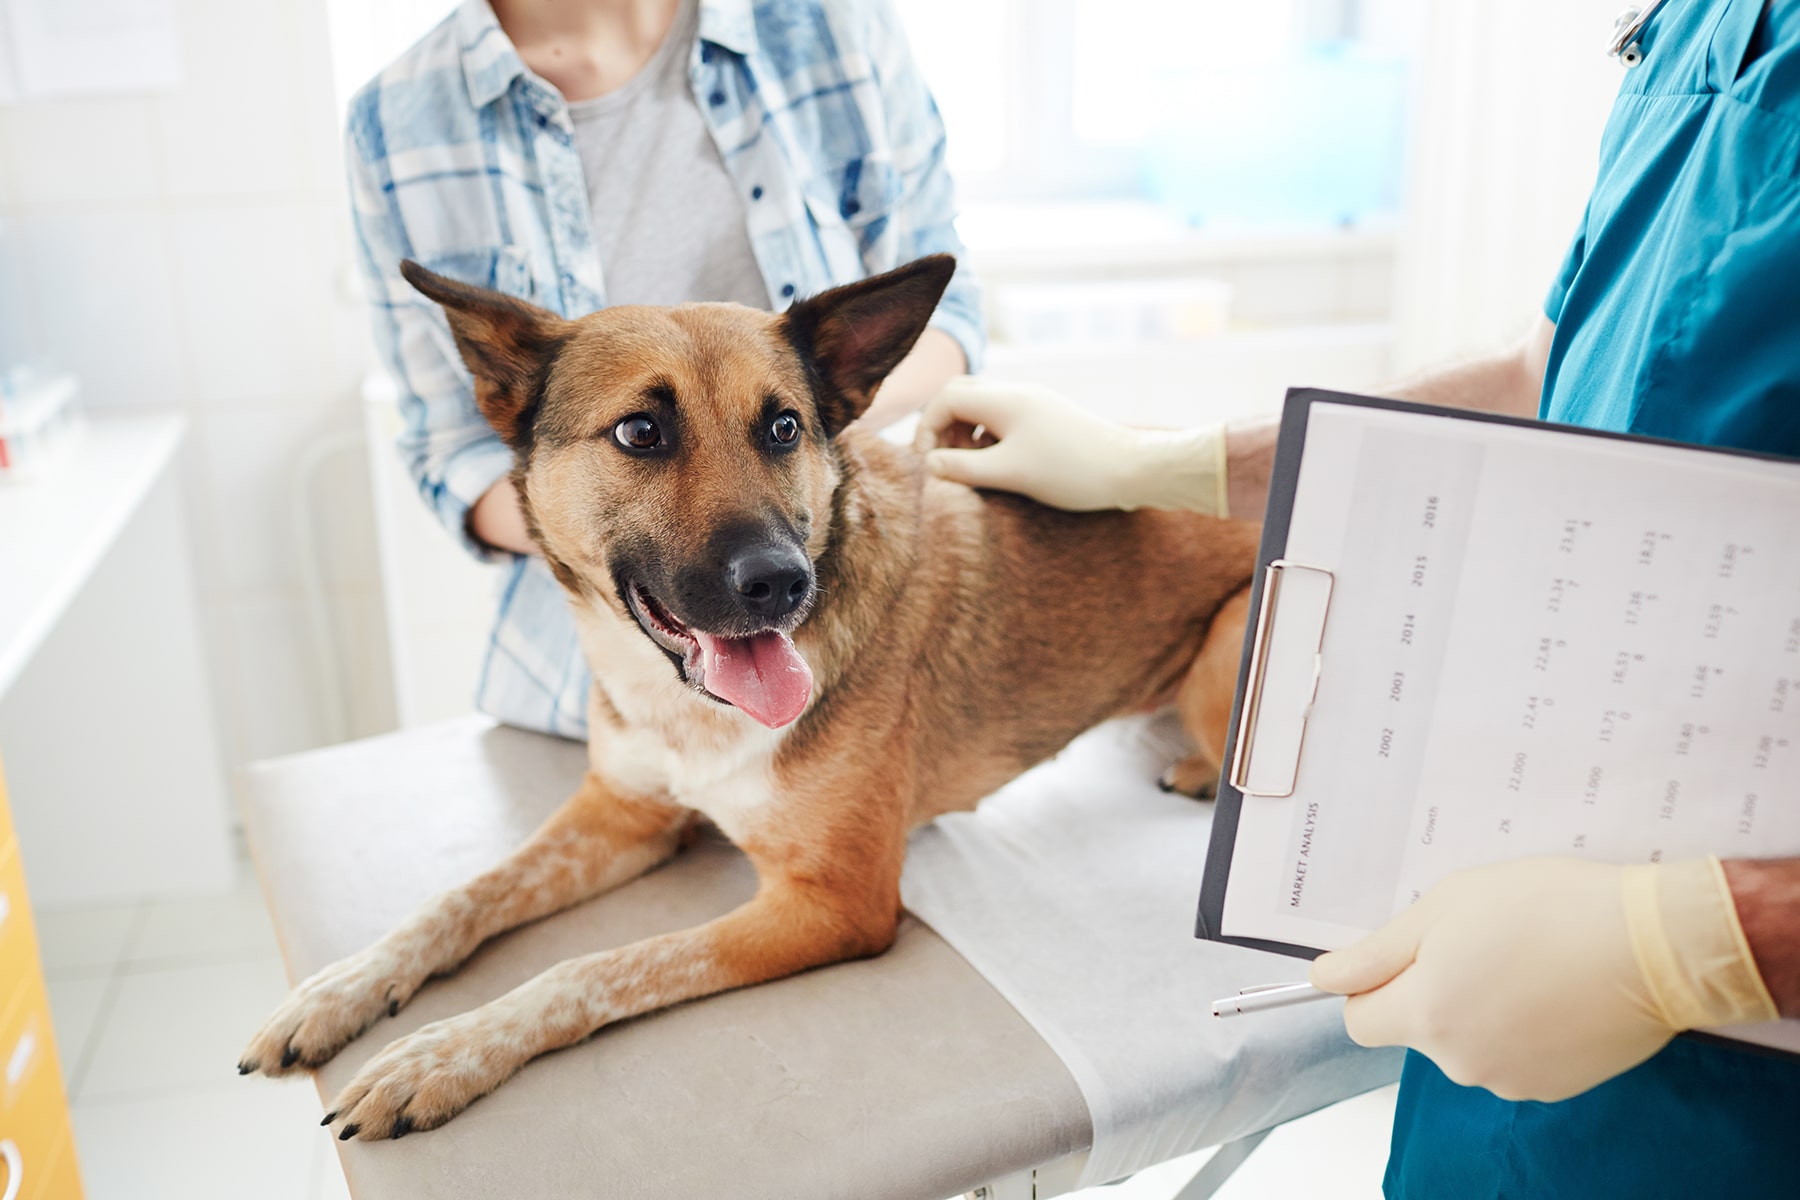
[1228,559,1336,799]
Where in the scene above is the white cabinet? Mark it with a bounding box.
[0,416,234,905]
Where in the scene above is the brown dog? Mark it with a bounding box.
[240,254,1258,1139]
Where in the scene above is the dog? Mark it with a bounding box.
[240,254,1259,1139]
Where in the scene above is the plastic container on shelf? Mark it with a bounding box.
[0,370,83,482]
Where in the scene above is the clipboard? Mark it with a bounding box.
[1194,388,1800,1060]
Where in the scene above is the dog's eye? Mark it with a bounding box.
[770,411,801,446]
[613,414,664,452]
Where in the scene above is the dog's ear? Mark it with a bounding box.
[782,254,956,436]
[400,260,569,449]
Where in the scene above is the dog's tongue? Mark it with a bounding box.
[692,630,813,728]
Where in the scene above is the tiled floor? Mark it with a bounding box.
[37,870,351,1200]
[36,867,1395,1200]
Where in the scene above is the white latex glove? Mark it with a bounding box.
[917,377,1229,516]
[1310,856,1777,1103]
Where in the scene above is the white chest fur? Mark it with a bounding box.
[573,598,789,838]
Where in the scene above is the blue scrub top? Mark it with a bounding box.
[1387,2,1800,1197]
[1541,0,1800,452]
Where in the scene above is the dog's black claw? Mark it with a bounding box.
[339,1124,361,1141]
[388,999,399,1018]
[280,1045,300,1069]
[320,1111,337,1127]
[1156,776,1175,794]
[391,1115,414,1139]
[238,1062,254,1075]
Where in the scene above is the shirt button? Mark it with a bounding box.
[781,283,796,298]
[842,198,861,217]
[751,185,764,201]
[709,90,727,106]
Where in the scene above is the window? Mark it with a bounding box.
[899,0,1417,224]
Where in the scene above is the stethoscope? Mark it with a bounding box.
[1609,0,1666,67]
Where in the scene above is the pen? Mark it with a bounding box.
[1211,982,1336,1018]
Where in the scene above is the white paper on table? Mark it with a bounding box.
[1217,401,1800,1050]
[0,0,181,100]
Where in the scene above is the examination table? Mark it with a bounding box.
[243,715,1399,1199]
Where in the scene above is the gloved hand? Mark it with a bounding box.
[916,377,1229,516]
[1310,856,1776,1102]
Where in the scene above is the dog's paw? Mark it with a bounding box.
[1158,757,1219,800]
[239,947,420,1077]
[323,1009,526,1140]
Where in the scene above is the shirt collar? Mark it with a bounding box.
[456,0,755,110]
[456,0,527,109]
[696,0,755,57]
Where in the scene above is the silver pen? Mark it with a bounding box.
[1211,982,1336,1018]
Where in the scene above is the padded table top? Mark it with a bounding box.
[242,717,1088,1200]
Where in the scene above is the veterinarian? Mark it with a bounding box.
[349,0,981,738]
[922,0,1800,1195]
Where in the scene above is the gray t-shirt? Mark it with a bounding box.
[567,0,771,310]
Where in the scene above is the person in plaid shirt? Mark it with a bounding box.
[348,0,983,737]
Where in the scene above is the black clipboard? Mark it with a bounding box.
[1193,386,1800,1061]
[1196,386,1800,950]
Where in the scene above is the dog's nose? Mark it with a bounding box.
[727,545,812,620]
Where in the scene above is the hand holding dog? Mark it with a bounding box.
[918,377,1230,516]
[1309,856,1777,1102]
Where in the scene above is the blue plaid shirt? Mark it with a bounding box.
[347,0,984,738]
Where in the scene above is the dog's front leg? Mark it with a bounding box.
[322,865,901,1139]
[241,772,687,1076]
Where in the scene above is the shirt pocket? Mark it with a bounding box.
[800,153,901,271]
[416,245,539,303]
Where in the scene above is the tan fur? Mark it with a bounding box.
[245,259,1258,1139]
[1162,585,1255,797]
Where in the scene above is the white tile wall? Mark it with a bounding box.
[4,97,163,205]
[0,0,394,823]
[169,202,336,405]
[9,209,188,408]
[328,587,400,738]
[222,594,336,763]
[0,119,14,207]
[192,405,352,593]
[153,0,313,201]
